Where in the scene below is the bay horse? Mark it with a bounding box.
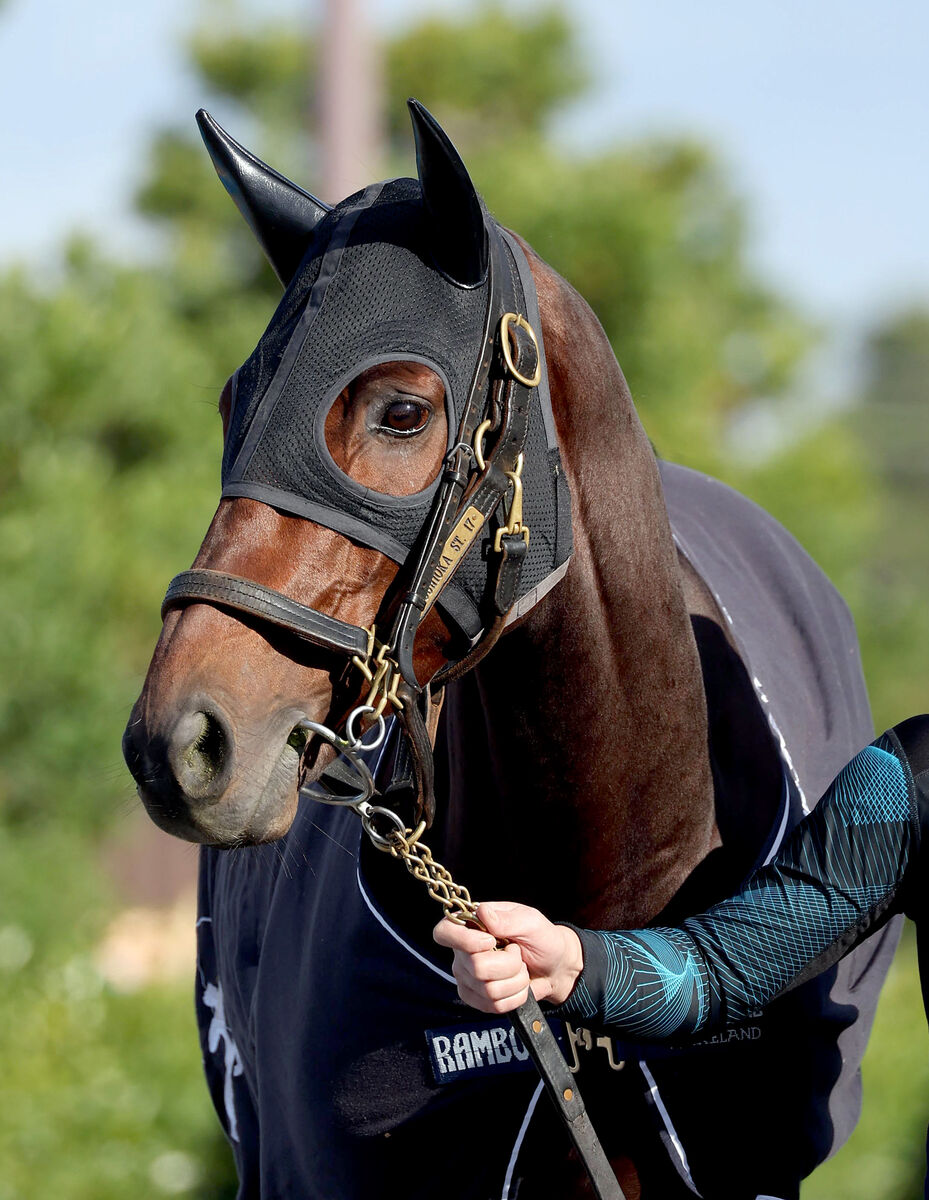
[123,101,898,1199]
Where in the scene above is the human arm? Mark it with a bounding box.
[435,720,927,1036]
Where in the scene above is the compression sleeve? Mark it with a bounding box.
[558,728,922,1039]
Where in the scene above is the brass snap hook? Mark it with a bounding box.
[494,452,530,552]
[472,417,492,472]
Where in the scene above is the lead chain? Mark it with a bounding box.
[383,820,483,929]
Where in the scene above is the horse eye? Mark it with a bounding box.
[377,398,431,437]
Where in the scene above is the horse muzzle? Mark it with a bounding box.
[122,693,311,845]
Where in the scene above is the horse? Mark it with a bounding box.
[123,101,899,1199]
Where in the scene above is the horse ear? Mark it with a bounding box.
[196,109,331,287]
[408,99,488,287]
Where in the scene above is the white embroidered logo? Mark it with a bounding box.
[203,981,244,1142]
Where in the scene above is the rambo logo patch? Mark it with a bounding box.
[426,1018,567,1085]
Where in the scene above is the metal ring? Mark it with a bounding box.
[345,705,386,750]
[446,441,475,467]
[500,313,542,388]
[299,778,370,807]
[298,739,377,807]
[297,716,347,753]
[361,805,407,851]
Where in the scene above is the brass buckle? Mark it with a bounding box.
[500,312,542,389]
[494,452,530,552]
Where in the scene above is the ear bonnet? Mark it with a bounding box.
[201,101,572,667]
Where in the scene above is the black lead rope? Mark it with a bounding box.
[338,713,625,1200]
[304,713,624,1200]
[509,995,626,1200]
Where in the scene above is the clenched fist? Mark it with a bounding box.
[433,901,584,1013]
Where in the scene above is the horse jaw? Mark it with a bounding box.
[123,497,451,846]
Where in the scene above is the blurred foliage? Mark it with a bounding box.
[0,243,264,833]
[806,924,928,1200]
[0,823,238,1199]
[384,6,587,139]
[1,1,926,1196]
[847,308,929,726]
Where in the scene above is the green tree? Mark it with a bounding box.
[0,242,242,1197]
[848,308,929,727]
[142,2,815,476]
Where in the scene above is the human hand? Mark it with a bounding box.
[433,901,584,1013]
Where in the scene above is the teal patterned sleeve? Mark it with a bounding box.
[558,730,922,1037]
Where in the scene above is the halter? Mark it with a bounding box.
[163,240,543,825]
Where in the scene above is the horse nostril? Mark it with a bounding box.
[287,726,310,753]
[168,708,234,804]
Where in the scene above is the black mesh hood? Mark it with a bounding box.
[222,177,572,638]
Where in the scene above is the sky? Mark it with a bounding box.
[2,0,927,336]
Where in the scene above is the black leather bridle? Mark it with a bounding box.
[162,222,537,826]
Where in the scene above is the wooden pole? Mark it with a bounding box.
[318,0,382,203]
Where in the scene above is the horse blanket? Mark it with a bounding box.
[194,461,899,1199]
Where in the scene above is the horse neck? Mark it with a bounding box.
[437,257,718,929]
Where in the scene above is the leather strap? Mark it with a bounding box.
[493,532,529,616]
[395,680,438,827]
[510,995,625,1200]
[162,569,370,657]
[390,232,532,687]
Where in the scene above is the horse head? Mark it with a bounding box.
[123,101,573,847]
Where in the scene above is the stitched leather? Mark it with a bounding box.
[390,233,534,688]
[395,681,437,827]
[494,534,528,616]
[510,996,625,1200]
[162,569,369,657]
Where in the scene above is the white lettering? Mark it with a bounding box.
[202,982,244,1143]
[432,1035,456,1075]
[490,1026,512,1063]
[509,1027,529,1062]
[453,1031,475,1070]
[470,1029,494,1067]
